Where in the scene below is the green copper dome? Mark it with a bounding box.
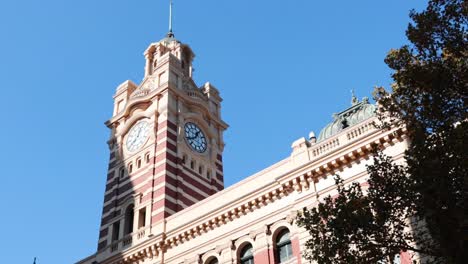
[318,97,376,141]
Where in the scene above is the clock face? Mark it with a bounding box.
[126,120,150,152]
[184,122,207,153]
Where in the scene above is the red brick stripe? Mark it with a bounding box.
[107,171,115,181]
[167,120,178,133]
[155,151,178,164]
[157,120,178,134]
[176,180,208,201]
[99,228,108,238]
[151,212,166,223]
[156,140,177,153]
[98,241,107,251]
[152,197,178,213]
[216,172,224,182]
[108,160,117,170]
[178,170,213,195]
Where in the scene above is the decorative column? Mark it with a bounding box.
[218,242,234,264]
[144,48,154,78]
[252,225,271,263]
[287,212,303,264]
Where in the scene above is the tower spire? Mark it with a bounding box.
[167,0,174,37]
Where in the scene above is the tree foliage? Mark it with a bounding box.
[297,1,467,263]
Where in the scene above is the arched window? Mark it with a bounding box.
[240,244,254,264]
[275,229,293,263]
[119,167,125,179]
[124,204,134,235]
[206,257,218,264]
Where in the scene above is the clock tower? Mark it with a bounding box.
[96,30,228,255]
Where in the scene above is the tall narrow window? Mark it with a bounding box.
[240,244,254,264]
[138,208,146,229]
[275,229,293,263]
[119,167,125,179]
[128,163,133,174]
[112,221,120,241]
[124,204,134,235]
[137,158,142,169]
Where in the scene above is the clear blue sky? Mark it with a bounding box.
[0,1,427,263]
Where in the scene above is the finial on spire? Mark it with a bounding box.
[167,0,174,37]
[351,89,358,105]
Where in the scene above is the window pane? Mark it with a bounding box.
[240,244,254,264]
[240,257,254,264]
[277,230,290,244]
[278,243,292,263]
[240,244,253,258]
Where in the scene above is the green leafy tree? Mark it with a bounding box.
[297,0,467,263]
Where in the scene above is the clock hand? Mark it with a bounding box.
[187,131,200,140]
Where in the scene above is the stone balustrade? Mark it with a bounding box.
[310,118,377,160]
[185,89,205,100]
[346,119,375,141]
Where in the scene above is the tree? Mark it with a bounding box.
[297,1,467,263]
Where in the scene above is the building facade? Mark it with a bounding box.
[77,32,410,264]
